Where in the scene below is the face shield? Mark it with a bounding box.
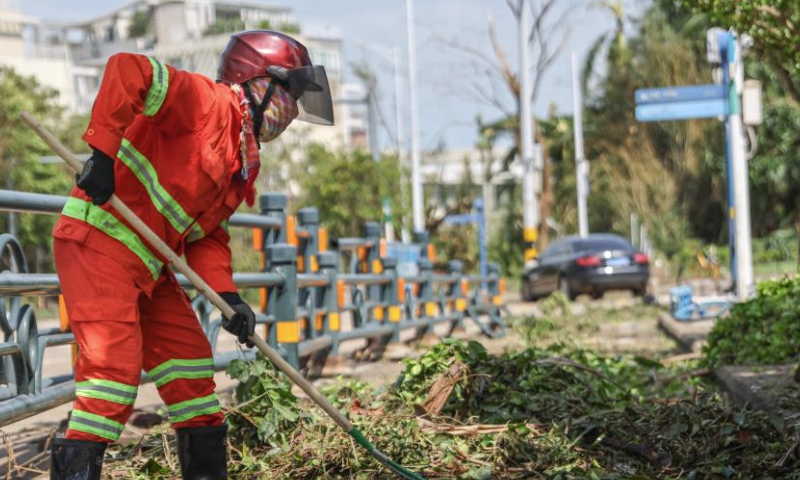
[268,65,334,126]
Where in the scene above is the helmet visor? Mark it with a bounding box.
[286,65,334,126]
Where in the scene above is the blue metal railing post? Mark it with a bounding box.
[364,221,383,322]
[297,208,320,339]
[414,230,429,260]
[318,251,340,355]
[259,193,288,346]
[416,257,436,339]
[448,260,466,332]
[382,256,402,343]
[267,243,299,369]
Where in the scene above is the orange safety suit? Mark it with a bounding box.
[53,53,246,443]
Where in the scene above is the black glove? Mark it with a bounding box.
[218,292,255,348]
[76,149,115,205]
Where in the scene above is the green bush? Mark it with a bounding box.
[703,276,800,367]
[752,228,797,264]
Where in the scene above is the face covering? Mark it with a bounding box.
[247,77,299,144]
[233,78,299,206]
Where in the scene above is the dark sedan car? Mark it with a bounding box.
[521,234,649,302]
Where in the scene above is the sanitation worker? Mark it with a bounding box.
[49,30,333,480]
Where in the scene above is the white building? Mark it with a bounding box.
[0,0,349,148]
[421,147,522,228]
[338,82,369,150]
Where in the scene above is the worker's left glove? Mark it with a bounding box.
[76,149,115,206]
[218,292,255,348]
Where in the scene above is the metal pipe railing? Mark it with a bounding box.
[338,273,390,286]
[0,190,507,427]
[0,190,282,229]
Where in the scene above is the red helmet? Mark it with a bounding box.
[218,30,334,126]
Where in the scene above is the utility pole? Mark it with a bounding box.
[405,0,424,233]
[518,0,539,262]
[393,46,404,158]
[571,52,589,237]
[393,45,411,243]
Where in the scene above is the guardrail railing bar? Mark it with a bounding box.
[0,190,506,427]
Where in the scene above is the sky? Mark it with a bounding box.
[19,0,648,151]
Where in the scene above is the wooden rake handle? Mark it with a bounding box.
[20,111,353,432]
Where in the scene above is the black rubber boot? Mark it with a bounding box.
[50,438,107,480]
[176,424,228,480]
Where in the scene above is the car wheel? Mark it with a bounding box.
[558,276,576,301]
[632,284,647,297]
[521,281,535,302]
[592,291,604,300]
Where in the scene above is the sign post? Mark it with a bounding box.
[634,29,753,300]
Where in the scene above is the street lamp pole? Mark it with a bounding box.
[393,46,404,157]
[725,34,753,299]
[354,41,409,243]
[571,52,589,237]
[393,45,411,243]
[405,0,424,234]
[518,0,539,261]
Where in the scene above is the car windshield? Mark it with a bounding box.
[573,238,633,253]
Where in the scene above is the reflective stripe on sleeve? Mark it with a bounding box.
[117,139,195,233]
[143,57,169,116]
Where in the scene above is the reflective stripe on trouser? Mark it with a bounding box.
[167,393,221,423]
[55,240,223,443]
[148,358,215,388]
[76,378,138,405]
[68,409,125,442]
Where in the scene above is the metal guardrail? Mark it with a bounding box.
[0,190,507,426]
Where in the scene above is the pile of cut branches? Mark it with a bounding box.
[102,339,800,479]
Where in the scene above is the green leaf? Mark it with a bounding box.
[139,458,169,475]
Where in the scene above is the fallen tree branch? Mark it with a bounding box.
[421,360,469,415]
[417,417,545,436]
[660,352,702,365]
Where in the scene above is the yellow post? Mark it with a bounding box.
[523,226,538,261]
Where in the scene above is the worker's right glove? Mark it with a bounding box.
[218,292,255,348]
[76,149,115,206]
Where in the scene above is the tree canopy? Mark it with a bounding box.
[680,0,800,107]
[0,66,87,271]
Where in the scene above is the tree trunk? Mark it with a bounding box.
[795,216,800,382]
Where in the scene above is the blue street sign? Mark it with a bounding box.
[635,84,726,105]
[443,213,477,225]
[635,98,728,122]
